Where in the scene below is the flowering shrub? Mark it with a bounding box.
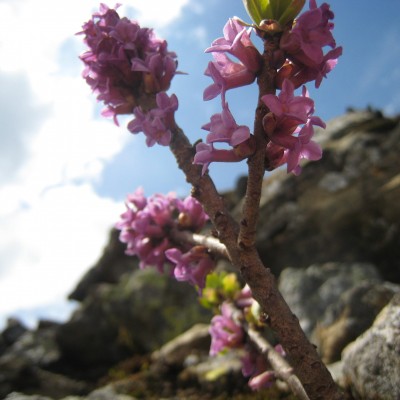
[79,1,343,399]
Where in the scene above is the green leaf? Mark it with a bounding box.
[278,0,306,25]
[270,0,291,19]
[242,0,273,25]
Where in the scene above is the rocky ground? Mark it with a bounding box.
[1,109,400,400]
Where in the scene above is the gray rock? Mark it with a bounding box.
[315,281,400,363]
[179,350,246,395]
[1,319,28,349]
[278,262,381,337]
[9,327,60,367]
[152,323,210,367]
[5,393,53,400]
[0,323,86,399]
[57,268,212,372]
[342,293,400,399]
[86,385,136,400]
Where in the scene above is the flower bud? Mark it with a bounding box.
[242,0,305,26]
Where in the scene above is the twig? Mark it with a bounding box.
[238,38,278,250]
[169,228,230,259]
[246,323,311,400]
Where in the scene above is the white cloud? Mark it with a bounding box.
[127,0,190,28]
[0,0,194,328]
[0,71,49,184]
[0,183,121,324]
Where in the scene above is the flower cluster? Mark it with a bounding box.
[203,18,262,102]
[79,3,178,144]
[115,188,214,289]
[278,0,343,88]
[196,0,341,175]
[209,302,244,355]
[127,92,178,147]
[262,79,325,174]
[208,281,283,391]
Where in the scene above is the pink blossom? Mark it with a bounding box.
[206,18,261,73]
[280,0,336,66]
[78,4,177,123]
[194,102,254,174]
[209,302,244,355]
[176,196,209,232]
[262,79,314,123]
[261,79,325,174]
[203,53,256,102]
[202,102,251,146]
[165,246,215,289]
[277,46,343,88]
[193,142,254,175]
[286,119,324,175]
[116,190,209,274]
[278,0,342,88]
[235,284,254,309]
[128,92,178,146]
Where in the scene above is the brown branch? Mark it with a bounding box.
[237,38,278,250]
[169,126,241,260]
[169,127,343,399]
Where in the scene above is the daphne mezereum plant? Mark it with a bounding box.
[78,1,343,398]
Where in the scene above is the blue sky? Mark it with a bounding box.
[0,0,399,328]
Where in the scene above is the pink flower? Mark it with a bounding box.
[176,196,209,232]
[165,246,215,289]
[277,46,343,88]
[261,79,325,174]
[280,0,336,67]
[203,53,256,102]
[128,92,178,147]
[194,103,254,174]
[203,18,261,102]
[116,190,210,274]
[209,302,244,355]
[78,4,177,124]
[206,18,261,73]
[202,102,251,146]
[286,119,324,175]
[115,190,177,272]
[262,79,314,123]
[193,141,254,175]
[278,0,342,88]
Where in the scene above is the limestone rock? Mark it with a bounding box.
[151,323,210,367]
[0,322,89,399]
[1,319,28,350]
[342,293,400,399]
[278,262,381,337]
[5,394,53,400]
[57,269,212,375]
[315,281,400,363]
